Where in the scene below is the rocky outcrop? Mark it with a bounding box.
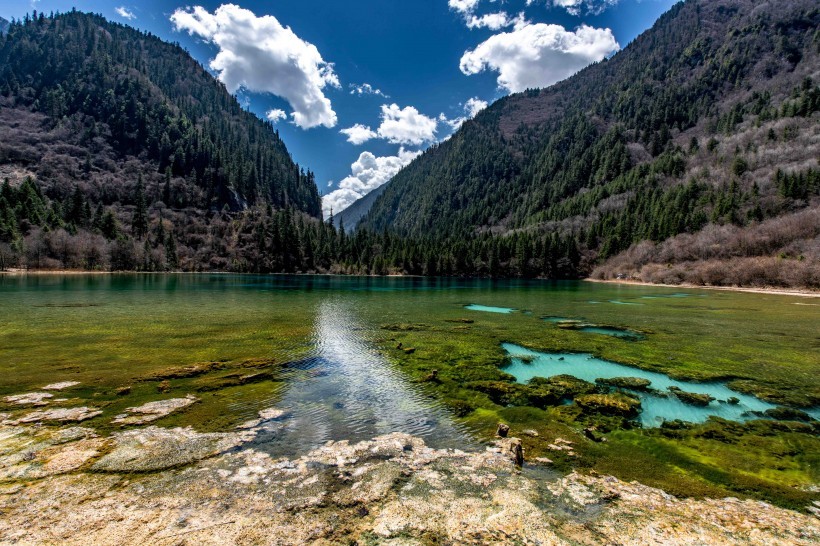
[5,407,102,424]
[3,392,54,406]
[0,421,817,544]
[0,422,816,545]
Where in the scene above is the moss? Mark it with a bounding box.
[575,393,642,417]
[596,376,652,390]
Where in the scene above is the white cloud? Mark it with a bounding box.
[340,124,378,145]
[349,83,388,97]
[465,12,512,30]
[341,104,439,146]
[322,148,421,218]
[439,97,489,132]
[464,97,489,118]
[115,6,135,20]
[448,0,480,14]
[376,104,438,146]
[529,0,620,16]
[459,23,619,92]
[266,109,287,123]
[171,4,339,129]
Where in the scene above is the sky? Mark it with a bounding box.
[3,0,678,217]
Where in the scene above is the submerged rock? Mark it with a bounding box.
[92,426,249,472]
[596,376,652,391]
[41,381,81,391]
[668,386,714,407]
[3,392,54,406]
[9,407,102,424]
[764,406,813,422]
[112,395,198,426]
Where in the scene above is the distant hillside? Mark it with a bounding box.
[360,0,820,287]
[0,17,9,35]
[333,184,386,233]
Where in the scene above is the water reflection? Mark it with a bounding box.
[250,299,476,457]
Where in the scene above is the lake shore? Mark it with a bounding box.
[585,277,820,298]
[1,423,817,545]
[6,268,819,299]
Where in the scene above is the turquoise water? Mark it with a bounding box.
[501,343,819,426]
[465,304,515,313]
[1,274,817,443]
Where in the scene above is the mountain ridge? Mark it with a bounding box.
[354,0,819,286]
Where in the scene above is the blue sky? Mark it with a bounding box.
[3,0,678,215]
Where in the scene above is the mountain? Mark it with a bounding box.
[333,184,386,233]
[359,0,820,286]
[0,17,9,35]
[0,11,320,215]
[0,11,333,273]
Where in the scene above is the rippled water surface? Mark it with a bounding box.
[1,274,817,455]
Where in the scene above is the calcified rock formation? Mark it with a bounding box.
[0,422,817,545]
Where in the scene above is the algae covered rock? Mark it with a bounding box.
[575,393,642,417]
[668,386,714,406]
[764,406,813,422]
[596,376,652,391]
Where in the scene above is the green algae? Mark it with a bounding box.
[0,274,818,509]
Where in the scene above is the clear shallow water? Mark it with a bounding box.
[465,304,516,313]
[1,274,818,448]
[501,343,820,426]
[246,300,477,456]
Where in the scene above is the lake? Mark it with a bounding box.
[1,274,818,458]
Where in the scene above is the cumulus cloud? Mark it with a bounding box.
[439,97,489,132]
[448,0,480,14]
[377,104,438,145]
[465,12,514,30]
[171,4,339,129]
[459,23,619,92]
[266,109,287,123]
[341,103,439,146]
[322,147,421,218]
[349,83,388,97]
[340,124,378,145]
[464,97,489,118]
[115,6,135,20]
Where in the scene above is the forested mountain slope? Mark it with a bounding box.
[0,10,325,271]
[359,0,820,286]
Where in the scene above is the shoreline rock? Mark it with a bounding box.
[0,423,816,544]
[112,395,198,426]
